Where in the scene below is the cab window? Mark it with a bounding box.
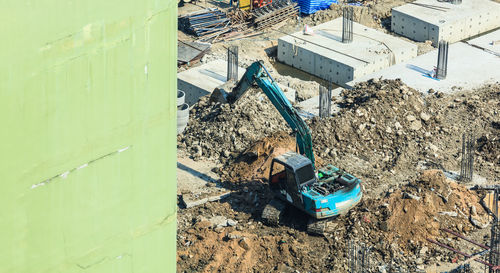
[296,164,314,184]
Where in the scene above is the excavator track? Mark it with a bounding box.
[261,198,287,226]
[307,219,327,235]
[307,218,338,236]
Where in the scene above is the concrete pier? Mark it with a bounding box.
[392,0,500,46]
[277,18,418,87]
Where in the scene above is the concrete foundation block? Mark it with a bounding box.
[391,0,500,46]
[277,18,417,87]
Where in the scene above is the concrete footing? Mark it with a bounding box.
[391,0,500,46]
[177,60,296,105]
[277,17,417,86]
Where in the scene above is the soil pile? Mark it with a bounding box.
[383,170,489,246]
[177,88,290,162]
[221,132,297,181]
[177,201,344,273]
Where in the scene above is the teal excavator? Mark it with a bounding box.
[220,61,362,234]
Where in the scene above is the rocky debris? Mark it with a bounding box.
[273,74,319,101]
[177,170,490,273]
[177,88,290,163]
[477,133,500,164]
[177,76,499,272]
[309,79,436,175]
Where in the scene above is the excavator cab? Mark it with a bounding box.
[269,151,316,207]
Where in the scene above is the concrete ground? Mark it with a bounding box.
[177,156,230,208]
[344,42,500,94]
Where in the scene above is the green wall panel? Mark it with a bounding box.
[0,0,177,272]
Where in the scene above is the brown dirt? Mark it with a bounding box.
[384,170,489,246]
[223,132,296,181]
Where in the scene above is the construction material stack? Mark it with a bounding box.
[252,0,299,30]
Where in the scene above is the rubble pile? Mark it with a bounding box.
[177,170,492,272]
[177,88,290,162]
[477,133,500,164]
[310,79,438,173]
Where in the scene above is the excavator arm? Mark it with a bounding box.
[229,61,316,169]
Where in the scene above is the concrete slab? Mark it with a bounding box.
[392,0,500,46]
[277,17,418,87]
[300,41,500,116]
[177,60,296,106]
[467,28,500,57]
[345,42,500,94]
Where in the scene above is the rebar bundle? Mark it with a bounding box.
[252,0,299,31]
[349,240,371,273]
[490,222,500,273]
[227,46,238,81]
[460,131,474,182]
[179,9,231,39]
[436,40,449,79]
[342,7,354,43]
[489,189,499,273]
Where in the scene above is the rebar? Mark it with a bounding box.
[319,84,332,118]
[460,131,474,182]
[489,190,500,273]
[436,40,449,79]
[342,7,354,43]
[227,46,238,81]
[349,240,371,273]
[470,185,500,272]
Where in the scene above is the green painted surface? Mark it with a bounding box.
[0,1,177,272]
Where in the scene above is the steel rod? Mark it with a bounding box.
[427,238,493,267]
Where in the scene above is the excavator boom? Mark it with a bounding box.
[229,61,316,169]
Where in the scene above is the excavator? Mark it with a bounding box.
[217,60,363,235]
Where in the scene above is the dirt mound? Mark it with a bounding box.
[309,79,434,172]
[384,170,489,246]
[221,132,296,181]
[177,202,347,273]
[178,88,290,163]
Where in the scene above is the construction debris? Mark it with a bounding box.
[251,0,299,31]
[176,0,500,269]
